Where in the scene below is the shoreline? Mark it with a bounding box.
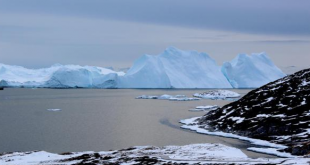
[179,116,298,158]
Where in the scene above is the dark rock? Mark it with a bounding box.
[199,68,310,156]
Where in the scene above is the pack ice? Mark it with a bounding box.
[0,47,286,88]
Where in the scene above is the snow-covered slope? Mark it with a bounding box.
[221,53,286,88]
[198,68,310,156]
[0,63,124,88]
[1,144,309,164]
[119,47,232,88]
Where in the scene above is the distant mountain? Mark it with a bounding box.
[199,68,310,155]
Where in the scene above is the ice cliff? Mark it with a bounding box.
[118,47,231,88]
[221,53,286,88]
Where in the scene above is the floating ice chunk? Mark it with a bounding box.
[169,97,200,101]
[47,109,61,112]
[193,90,240,99]
[175,95,186,98]
[157,94,173,99]
[136,94,199,101]
[189,105,219,111]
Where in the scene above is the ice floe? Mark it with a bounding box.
[136,94,200,101]
[47,109,61,112]
[189,105,219,111]
[193,90,240,100]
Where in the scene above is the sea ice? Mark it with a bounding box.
[47,109,61,111]
[189,105,219,111]
[193,90,240,99]
[136,94,200,101]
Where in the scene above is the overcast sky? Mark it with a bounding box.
[0,0,309,68]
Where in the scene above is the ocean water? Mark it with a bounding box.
[0,88,275,158]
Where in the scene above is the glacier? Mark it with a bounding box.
[0,47,286,88]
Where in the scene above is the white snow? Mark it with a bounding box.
[193,90,240,99]
[301,80,310,86]
[256,114,270,118]
[179,117,295,157]
[221,53,286,88]
[229,117,245,124]
[1,144,309,165]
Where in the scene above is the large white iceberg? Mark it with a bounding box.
[0,63,124,88]
[118,47,232,88]
[0,47,286,88]
[221,53,286,88]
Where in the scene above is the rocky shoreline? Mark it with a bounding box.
[196,68,310,156]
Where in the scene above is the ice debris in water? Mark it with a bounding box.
[189,105,219,111]
[193,90,240,100]
[47,109,61,112]
[136,94,200,101]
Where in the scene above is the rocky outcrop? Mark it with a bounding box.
[199,68,310,156]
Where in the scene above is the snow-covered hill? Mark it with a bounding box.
[0,47,286,88]
[197,68,310,156]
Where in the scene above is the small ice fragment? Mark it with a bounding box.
[190,105,219,111]
[47,109,61,111]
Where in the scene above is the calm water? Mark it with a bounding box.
[0,88,275,158]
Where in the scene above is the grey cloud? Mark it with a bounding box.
[0,0,310,36]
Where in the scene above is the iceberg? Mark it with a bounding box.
[0,63,124,88]
[118,47,232,88]
[221,53,286,88]
[0,47,286,89]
